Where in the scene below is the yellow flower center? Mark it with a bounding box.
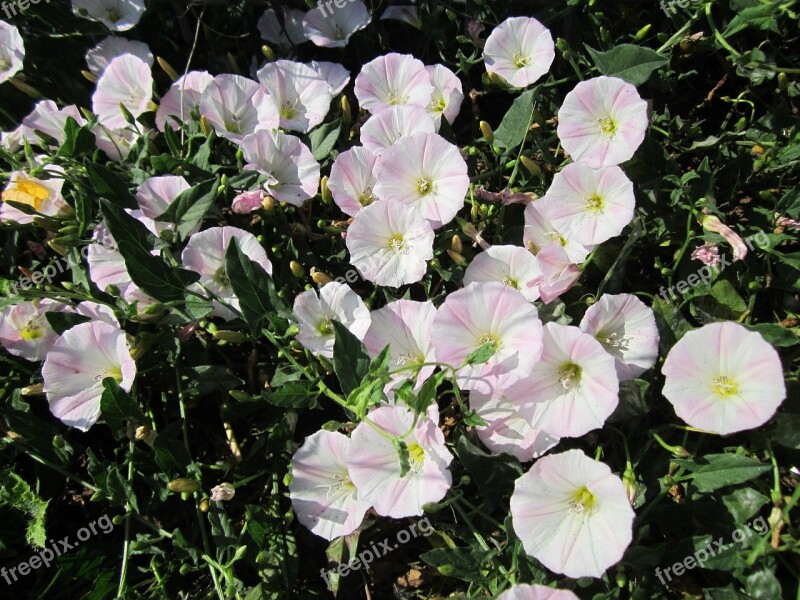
[408,442,425,465]
[586,194,604,212]
[279,103,298,120]
[106,7,122,23]
[358,187,376,207]
[20,319,45,340]
[317,318,334,335]
[430,96,447,113]
[712,375,738,397]
[570,486,597,512]
[501,276,519,289]
[214,266,231,287]
[597,116,618,136]
[544,231,568,247]
[94,366,123,383]
[223,117,241,134]
[513,53,530,68]
[387,90,406,105]
[417,177,434,196]
[2,179,52,212]
[388,234,408,254]
[478,332,501,350]
[558,362,582,389]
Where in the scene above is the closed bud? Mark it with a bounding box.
[751,144,765,156]
[320,175,332,203]
[168,478,200,494]
[450,235,463,254]
[635,24,652,41]
[81,70,97,84]
[21,383,44,396]
[8,77,42,99]
[287,324,300,336]
[226,52,241,75]
[520,156,541,177]
[311,269,333,286]
[340,96,352,128]
[135,425,157,447]
[479,121,494,144]
[622,466,637,506]
[210,483,236,502]
[47,239,69,257]
[447,250,468,267]
[199,115,212,137]
[290,261,305,278]
[261,195,275,214]
[261,44,276,62]
[213,330,250,344]
[778,72,789,92]
[157,57,179,81]
[129,342,150,361]
[200,498,210,512]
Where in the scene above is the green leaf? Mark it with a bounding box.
[746,323,800,347]
[332,320,371,396]
[674,454,771,492]
[262,381,320,408]
[84,160,137,209]
[157,178,218,239]
[394,439,411,478]
[466,343,497,365]
[100,378,146,440]
[420,547,494,583]
[493,88,536,150]
[58,117,96,158]
[45,311,92,335]
[456,435,522,509]
[722,488,769,524]
[308,119,341,161]
[152,421,193,476]
[100,200,200,303]
[711,280,747,312]
[0,469,49,548]
[345,379,385,420]
[225,239,290,334]
[408,370,447,415]
[725,3,781,36]
[769,413,800,449]
[585,43,669,85]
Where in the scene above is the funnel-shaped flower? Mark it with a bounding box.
[156,71,214,131]
[86,36,152,76]
[497,584,579,600]
[361,105,436,156]
[354,53,434,115]
[463,245,544,302]
[0,21,24,84]
[92,54,153,130]
[303,0,371,48]
[328,146,379,217]
[257,60,332,133]
[425,64,463,127]
[0,300,69,362]
[483,16,555,88]
[257,7,308,50]
[200,74,279,144]
[72,0,145,31]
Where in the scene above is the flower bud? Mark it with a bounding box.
[210,483,236,502]
[311,269,333,286]
[157,57,179,81]
[21,383,44,396]
[447,250,468,267]
[261,195,275,214]
[290,261,305,278]
[231,190,263,215]
[450,235,463,254]
[261,44,276,62]
[340,96,352,128]
[320,175,332,204]
[168,478,200,494]
[520,156,541,177]
[213,330,250,344]
[135,425,157,446]
[778,72,789,92]
[199,115,212,137]
[479,121,494,144]
[81,70,97,84]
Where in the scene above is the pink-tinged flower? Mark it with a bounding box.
[580,294,659,382]
[776,214,800,230]
[363,300,437,395]
[536,242,582,304]
[231,190,264,215]
[310,61,351,96]
[289,430,372,541]
[0,21,24,84]
[360,105,436,156]
[1,163,68,225]
[42,320,137,431]
[240,130,320,206]
[303,0,371,48]
[354,53,434,115]
[257,60,332,133]
[292,281,371,359]
[497,584,580,600]
[483,17,555,88]
[93,124,150,162]
[0,300,69,362]
[92,54,153,130]
[425,65,463,127]
[662,321,786,435]
[346,200,434,287]
[469,390,558,462]
[380,6,421,28]
[516,323,619,438]
[545,163,636,246]
[86,36,153,76]
[72,0,146,31]
[328,146,379,217]
[432,282,544,394]
[374,132,468,229]
[557,76,649,168]
[74,301,120,327]
[691,242,721,267]
[20,101,86,147]
[0,126,22,152]
[348,405,453,518]
[257,7,308,50]
[510,449,635,579]
[181,226,273,321]
[523,200,592,264]
[136,175,193,236]
[155,71,214,131]
[701,214,748,261]
[200,74,279,144]
[463,245,544,302]
[475,187,536,206]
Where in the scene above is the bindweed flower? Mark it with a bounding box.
[348,405,453,518]
[257,60,332,133]
[523,200,592,264]
[579,293,659,382]
[354,53,434,114]
[535,242,582,304]
[483,16,555,88]
[510,449,635,578]
[86,36,153,77]
[432,282,544,394]
[346,200,435,287]
[210,483,236,502]
[363,299,438,396]
[360,105,436,156]
[701,214,748,261]
[289,430,371,541]
[310,61,351,96]
[463,245,544,302]
[662,321,786,435]
[257,7,308,50]
[425,64,464,127]
[181,226,273,321]
[469,389,558,462]
[0,21,24,84]
[328,146,380,217]
[544,163,636,246]
[156,71,214,131]
[557,76,649,168]
[0,300,69,362]
[72,0,146,31]
[231,190,264,215]
[92,54,153,130]
[240,129,320,206]
[135,175,193,236]
[293,281,371,359]
[303,0,371,48]
[497,584,580,600]
[199,74,278,143]
[374,132,469,229]
[42,320,137,431]
[20,101,87,148]
[691,242,721,267]
[516,322,619,438]
[1,162,68,225]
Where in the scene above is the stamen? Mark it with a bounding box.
[712,375,737,397]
